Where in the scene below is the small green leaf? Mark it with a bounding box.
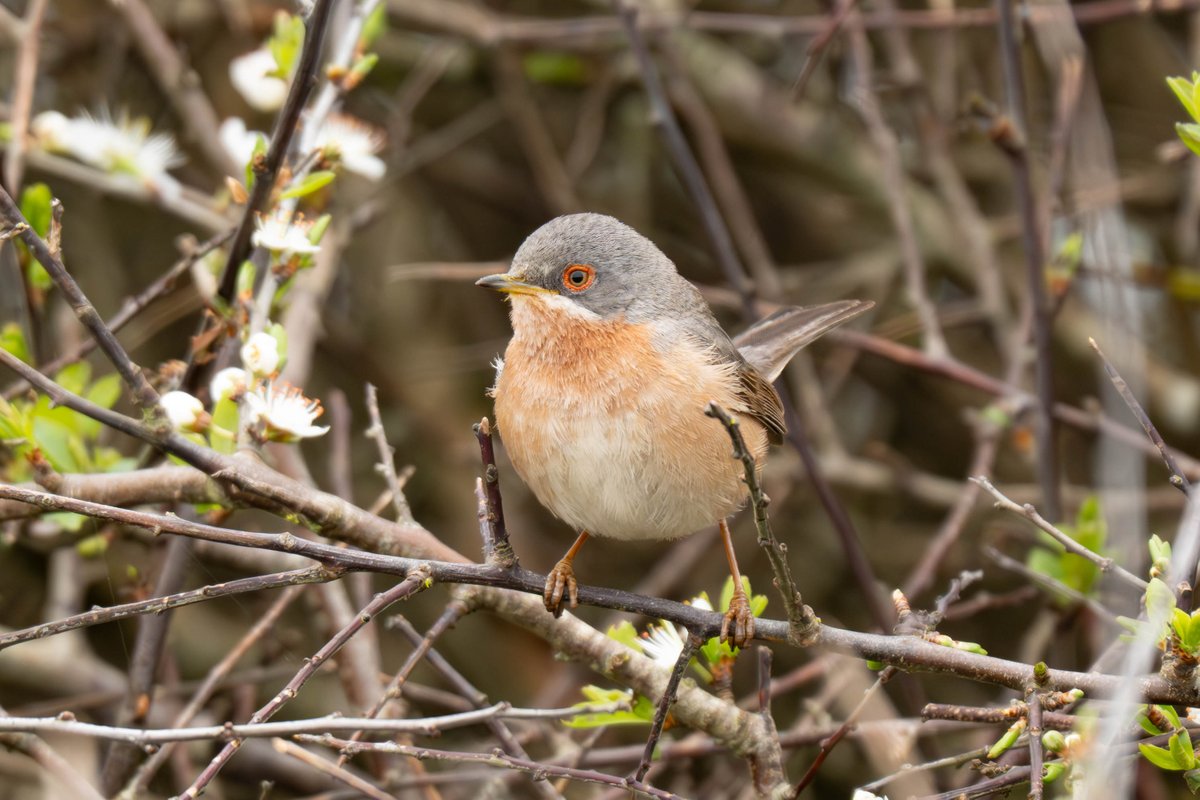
[210,397,239,455]
[360,3,387,47]
[1178,122,1200,158]
[606,620,642,652]
[55,361,91,396]
[1184,766,1200,793]
[246,134,268,188]
[236,260,257,298]
[1169,76,1200,123]
[308,213,332,245]
[86,373,122,411]
[268,12,305,78]
[280,170,336,200]
[47,512,88,533]
[1164,705,1184,730]
[76,532,109,557]
[0,323,30,364]
[987,719,1026,760]
[1140,742,1183,771]
[19,183,53,237]
[1138,707,1168,736]
[32,416,82,472]
[1171,729,1197,770]
[1043,762,1065,783]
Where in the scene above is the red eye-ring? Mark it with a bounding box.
[562,264,596,292]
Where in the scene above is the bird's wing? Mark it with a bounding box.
[733,300,873,382]
[735,362,787,444]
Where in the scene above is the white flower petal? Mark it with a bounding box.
[313,114,386,180]
[161,391,204,431]
[210,367,249,401]
[244,382,328,442]
[219,117,266,170]
[241,332,281,377]
[230,49,290,112]
[251,210,320,258]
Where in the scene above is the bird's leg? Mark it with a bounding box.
[719,519,755,648]
[544,531,589,617]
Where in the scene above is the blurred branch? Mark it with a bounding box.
[2,0,49,196]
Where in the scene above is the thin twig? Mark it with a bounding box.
[474,417,515,567]
[973,476,1148,592]
[272,737,397,800]
[633,634,701,783]
[792,667,897,796]
[2,0,49,196]
[178,567,433,798]
[0,567,334,650]
[1089,337,1190,495]
[995,0,1062,522]
[706,402,819,644]
[389,613,564,800]
[364,383,415,523]
[615,0,755,316]
[306,735,684,799]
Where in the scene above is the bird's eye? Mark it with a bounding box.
[561,264,596,292]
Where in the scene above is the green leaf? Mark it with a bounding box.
[606,620,642,652]
[236,260,257,298]
[1169,76,1200,123]
[1184,766,1200,794]
[0,323,30,364]
[210,397,239,455]
[1164,705,1184,731]
[1043,762,1065,784]
[1171,729,1197,770]
[32,416,82,472]
[1178,122,1200,158]
[76,532,108,557]
[280,170,336,200]
[55,361,91,397]
[268,323,288,370]
[246,134,268,188]
[308,213,332,245]
[268,12,305,78]
[1139,706,1169,736]
[360,3,387,47]
[1140,742,1184,771]
[1148,577,1178,636]
[46,512,87,533]
[19,183,53,237]
[86,373,122,411]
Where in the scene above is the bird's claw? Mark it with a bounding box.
[543,558,579,617]
[720,589,755,649]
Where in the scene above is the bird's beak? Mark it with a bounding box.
[475,273,552,296]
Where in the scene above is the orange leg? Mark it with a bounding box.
[719,519,755,648]
[544,531,589,617]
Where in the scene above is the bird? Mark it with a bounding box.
[478,213,871,647]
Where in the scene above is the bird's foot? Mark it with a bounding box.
[543,558,579,617]
[721,588,755,649]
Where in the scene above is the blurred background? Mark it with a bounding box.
[3,0,1200,796]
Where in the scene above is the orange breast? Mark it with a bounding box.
[493,295,769,541]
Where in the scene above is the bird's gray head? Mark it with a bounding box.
[476,213,695,322]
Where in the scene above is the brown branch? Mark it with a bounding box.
[271,737,396,800]
[364,383,415,523]
[1027,686,1045,800]
[634,634,701,783]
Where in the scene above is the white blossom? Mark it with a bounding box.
[219,117,266,169]
[210,367,249,401]
[161,391,205,431]
[229,48,290,112]
[313,114,386,180]
[639,621,686,666]
[251,210,320,259]
[852,791,890,800]
[241,332,281,377]
[244,382,329,441]
[32,108,183,187]
[689,595,713,613]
